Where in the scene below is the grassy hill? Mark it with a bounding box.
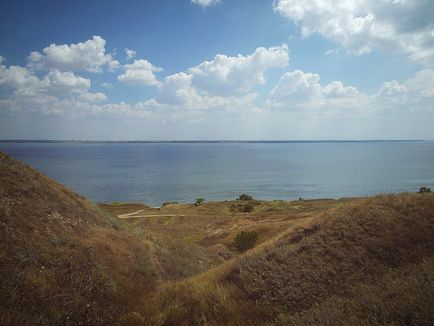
[0,152,155,325]
[140,194,434,325]
[1,151,433,325]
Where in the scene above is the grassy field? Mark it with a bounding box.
[1,151,433,325]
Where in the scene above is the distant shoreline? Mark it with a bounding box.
[0,139,428,144]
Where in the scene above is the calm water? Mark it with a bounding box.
[1,142,434,206]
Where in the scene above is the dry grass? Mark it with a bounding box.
[137,193,434,325]
[1,151,433,325]
[0,152,155,325]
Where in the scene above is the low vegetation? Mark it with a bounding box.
[238,193,253,201]
[234,231,258,252]
[1,151,433,325]
[419,186,432,193]
[195,198,205,206]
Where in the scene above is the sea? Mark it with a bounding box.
[1,141,433,206]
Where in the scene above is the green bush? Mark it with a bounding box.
[238,194,253,201]
[234,231,258,252]
[418,187,432,193]
[195,198,205,206]
[242,203,254,212]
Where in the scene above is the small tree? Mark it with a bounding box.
[238,194,253,201]
[195,198,205,206]
[234,231,258,252]
[418,187,432,193]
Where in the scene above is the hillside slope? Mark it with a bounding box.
[0,152,154,325]
[143,194,434,325]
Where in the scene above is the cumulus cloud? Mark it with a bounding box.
[27,36,119,72]
[274,0,434,65]
[0,58,111,117]
[191,0,221,8]
[2,37,433,131]
[0,64,91,96]
[268,67,434,116]
[188,45,289,96]
[373,68,434,111]
[0,64,42,95]
[42,70,91,95]
[138,45,289,112]
[79,92,107,102]
[268,69,365,111]
[125,48,136,60]
[118,59,162,86]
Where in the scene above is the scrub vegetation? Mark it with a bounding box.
[1,151,433,325]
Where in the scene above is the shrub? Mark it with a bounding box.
[234,231,258,252]
[242,203,254,212]
[162,201,178,207]
[195,198,205,206]
[418,187,432,193]
[238,194,253,201]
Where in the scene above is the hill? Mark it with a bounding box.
[1,151,433,325]
[141,194,434,325]
[0,152,155,325]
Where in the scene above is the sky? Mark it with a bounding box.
[0,0,433,140]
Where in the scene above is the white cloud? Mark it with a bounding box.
[274,0,434,65]
[2,38,433,137]
[0,59,111,117]
[267,69,365,112]
[125,48,136,60]
[142,45,289,112]
[188,44,289,96]
[191,0,221,8]
[79,92,107,102]
[268,70,321,107]
[157,72,199,106]
[0,64,42,95]
[373,68,434,111]
[42,70,90,94]
[27,36,119,72]
[0,64,91,97]
[268,67,434,115]
[118,59,162,86]
[107,60,121,72]
[152,71,257,112]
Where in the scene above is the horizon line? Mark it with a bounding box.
[0,139,429,144]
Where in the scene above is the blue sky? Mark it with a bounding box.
[0,0,433,140]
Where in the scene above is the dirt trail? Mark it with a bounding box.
[118,209,186,219]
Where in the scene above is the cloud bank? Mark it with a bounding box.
[274,0,434,65]
[1,29,433,139]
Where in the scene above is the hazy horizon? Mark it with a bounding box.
[0,139,430,143]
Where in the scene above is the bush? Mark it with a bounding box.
[418,187,432,193]
[195,198,205,206]
[234,231,258,252]
[162,201,178,207]
[242,203,254,212]
[238,194,253,201]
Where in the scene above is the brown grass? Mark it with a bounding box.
[1,151,433,325]
[138,193,434,325]
[0,152,155,325]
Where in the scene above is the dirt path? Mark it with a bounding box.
[118,209,186,219]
